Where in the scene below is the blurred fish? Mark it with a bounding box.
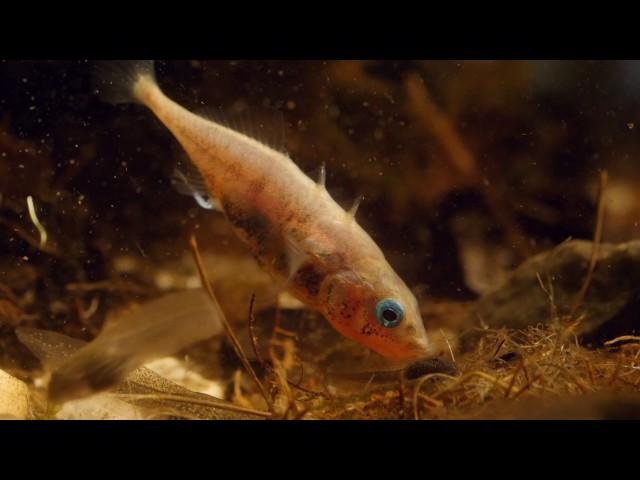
[16,326,266,419]
[95,60,430,362]
[18,289,225,404]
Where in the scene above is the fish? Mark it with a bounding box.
[95,60,431,362]
[16,327,265,419]
[33,289,224,403]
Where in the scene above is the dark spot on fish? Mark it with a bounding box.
[284,211,296,223]
[300,213,312,224]
[223,200,271,246]
[361,323,375,336]
[273,252,289,274]
[248,178,266,196]
[324,281,336,313]
[294,263,325,297]
[337,300,358,324]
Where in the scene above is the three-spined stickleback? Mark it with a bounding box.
[96,61,431,362]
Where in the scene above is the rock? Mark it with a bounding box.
[56,394,147,420]
[467,240,640,342]
[0,369,31,419]
[145,357,225,399]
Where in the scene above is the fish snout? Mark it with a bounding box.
[404,332,432,361]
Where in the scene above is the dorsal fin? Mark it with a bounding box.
[194,104,288,155]
[317,162,326,189]
[347,195,364,218]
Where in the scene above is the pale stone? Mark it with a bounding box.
[0,369,31,419]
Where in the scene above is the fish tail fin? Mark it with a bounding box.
[93,60,157,105]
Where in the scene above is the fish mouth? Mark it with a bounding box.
[370,338,432,363]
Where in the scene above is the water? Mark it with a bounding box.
[2,60,640,419]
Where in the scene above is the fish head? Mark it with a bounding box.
[319,262,431,362]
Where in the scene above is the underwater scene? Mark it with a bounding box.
[1,60,640,420]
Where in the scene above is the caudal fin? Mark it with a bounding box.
[93,60,156,104]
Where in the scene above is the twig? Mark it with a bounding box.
[559,314,586,345]
[413,373,448,420]
[360,373,376,395]
[504,360,524,399]
[431,371,514,400]
[585,359,596,387]
[26,195,47,250]
[536,272,558,322]
[537,363,591,394]
[189,234,273,411]
[521,361,530,383]
[414,393,443,420]
[491,336,506,359]
[608,357,622,387]
[286,378,328,398]
[511,374,542,400]
[247,294,265,366]
[440,328,456,363]
[604,335,640,347]
[569,170,608,318]
[0,216,60,256]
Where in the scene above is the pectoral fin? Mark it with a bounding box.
[171,165,222,211]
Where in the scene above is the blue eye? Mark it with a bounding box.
[375,299,404,328]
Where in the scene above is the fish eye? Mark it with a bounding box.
[375,299,404,328]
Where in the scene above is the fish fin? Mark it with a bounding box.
[196,105,289,155]
[93,60,156,105]
[317,162,326,189]
[15,327,86,370]
[347,195,364,219]
[170,163,222,211]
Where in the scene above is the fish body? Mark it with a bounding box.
[98,61,430,361]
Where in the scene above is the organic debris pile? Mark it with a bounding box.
[319,324,640,420]
[216,314,640,420]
